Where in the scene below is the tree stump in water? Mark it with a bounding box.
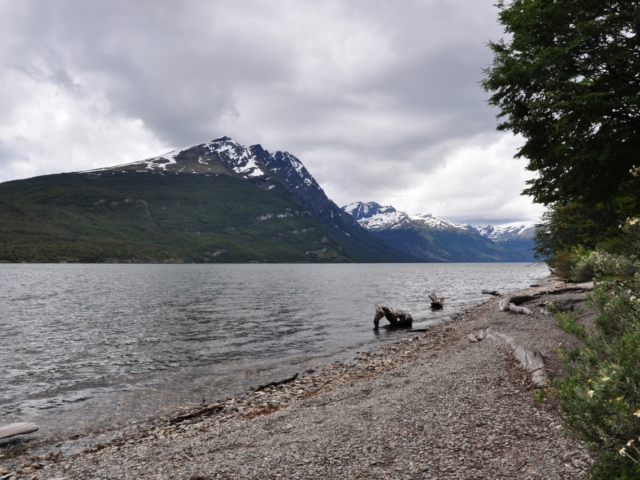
[374,305,413,329]
[429,292,445,309]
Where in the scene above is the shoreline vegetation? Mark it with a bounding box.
[1,278,595,479]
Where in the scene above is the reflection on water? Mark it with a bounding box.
[0,263,548,439]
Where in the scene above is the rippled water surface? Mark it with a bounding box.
[0,263,548,440]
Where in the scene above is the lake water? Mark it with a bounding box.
[0,263,548,445]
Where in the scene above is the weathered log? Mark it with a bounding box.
[0,422,39,440]
[498,298,511,311]
[170,404,223,424]
[512,346,547,386]
[508,304,533,315]
[483,329,549,386]
[507,295,539,305]
[428,292,445,309]
[481,289,502,297]
[253,372,299,392]
[374,305,413,329]
[546,287,591,295]
[467,329,487,343]
[537,282,594,295]
[499,297,534,315]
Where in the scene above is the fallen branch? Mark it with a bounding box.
[542,282,594,295]
[253,372,299,392]
[481,289,502,297]
[485,329,549,386]
[506,295,539,305]
[512,346,547,386]
[499,297,534,315]
[170,403,223,424]
[467,329,488,343]
[0,422,39,440]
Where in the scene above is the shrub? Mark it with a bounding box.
[551,249,573,280]
[571,251,640,283]
[555,274,640,478]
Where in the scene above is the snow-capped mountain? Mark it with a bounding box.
[90,136,360,228]
[475,225,535,242]
[78,138,419,263]
[342,202,410,231]
[342,201,535,262]
[343,201,475,233]
[410,213,476,233]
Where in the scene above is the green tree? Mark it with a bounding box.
[482,0,640,208]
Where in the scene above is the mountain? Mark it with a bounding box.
[0,138,419,263]
[475,224,536,261]
[475,224,535,242]
[342,201,535,262]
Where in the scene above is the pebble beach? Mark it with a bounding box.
[1,280,594,479]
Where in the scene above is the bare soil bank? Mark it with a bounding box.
[2,280,594,479]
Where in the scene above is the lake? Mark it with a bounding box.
[0,263,548,445]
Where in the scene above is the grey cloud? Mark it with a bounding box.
[0,0,540,224]
[2,0,296,144]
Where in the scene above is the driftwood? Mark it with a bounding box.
[467,330,487,343]
[374,305,413,329]
[507,295,539,305]
[498,295,536,315]
[546,286,592,294]
[481,289,502,297]
[474,329,549,386]
[536,282,593,295]
[428,292,445,309]
[0,422,39,440]
[512,346,547,387]
[253,372,299,392]
[170,404,223,424]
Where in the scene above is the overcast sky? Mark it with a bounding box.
[0,0,545,226]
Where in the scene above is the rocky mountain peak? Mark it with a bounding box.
[342,201,398,220]
[341,201,409,231]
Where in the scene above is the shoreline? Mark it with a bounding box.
[1,278,594,479]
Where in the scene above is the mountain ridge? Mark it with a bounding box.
[342,201,535,262]
[0,138,419,263]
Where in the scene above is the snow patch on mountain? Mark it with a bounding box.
[475,225,535,242]
[342,202,409,231]
[343,202,475,233]
[409,213,474,232]
[343,201,533,242]
[206,137,266,179]
[82,149,182,173]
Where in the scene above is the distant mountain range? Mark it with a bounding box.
[0,137,419,263]
[0,136,536,263]
[342,202,535,262]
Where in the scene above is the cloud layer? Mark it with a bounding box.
[0,0,544,225]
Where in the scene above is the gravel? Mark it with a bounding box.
[2,281,594,479]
